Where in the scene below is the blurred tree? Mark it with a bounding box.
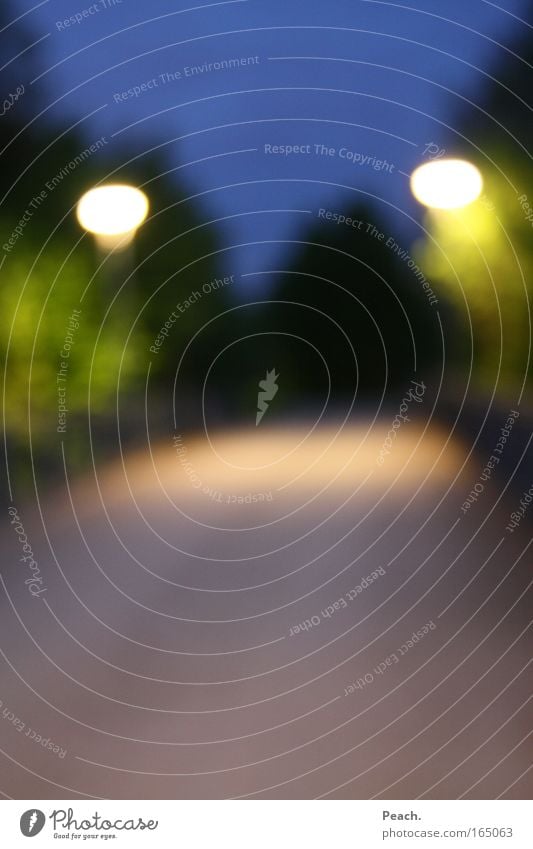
[244,203,441,406]
[415,7,533,391]
[0,1,227,472]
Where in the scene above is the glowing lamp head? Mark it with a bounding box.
[76,184,149,249]
[410,159,483,210]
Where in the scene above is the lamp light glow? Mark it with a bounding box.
[76,184,149,248]
[410,159,483,210]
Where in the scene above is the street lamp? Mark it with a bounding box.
[410,159,483,210]
[76,184,149,250]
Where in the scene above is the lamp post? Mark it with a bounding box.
[409,158,486,395]
[76,183,149,303]
[76,184,149,250]
[410,158,483,210]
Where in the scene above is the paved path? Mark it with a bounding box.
[0,419,531,799]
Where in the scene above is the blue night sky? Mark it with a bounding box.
[17,0,531,284]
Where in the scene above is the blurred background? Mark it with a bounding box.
[0,0,531,800]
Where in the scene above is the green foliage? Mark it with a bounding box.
[0,242,146,433]
[0,75,224,445]
[415,154,533,390]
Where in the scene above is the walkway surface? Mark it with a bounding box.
[1,418,531,799]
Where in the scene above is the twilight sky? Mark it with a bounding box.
[16,0,531,283]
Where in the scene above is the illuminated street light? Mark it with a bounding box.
[76,184,149,250]
[410,159,483,210]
